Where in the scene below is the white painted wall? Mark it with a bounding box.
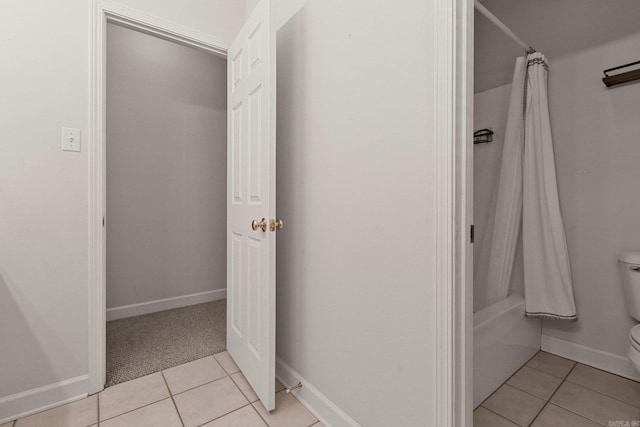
[275,1,440,425]
[106,23,227,310]
[473,83,525,312]
[246,0,307,28]
[0,0,243,421]
[542,32,640,359]
[474,32,640,364]
[120,0,244,41]
[246,0,259,16]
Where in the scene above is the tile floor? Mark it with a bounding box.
[475,351,640,427]
[8,349,639,427]
[6,351,323,427]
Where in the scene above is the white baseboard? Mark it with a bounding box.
[106,288,226,321]
[0,375,88,425]
[276,357,360,427]
[542,334,640,382]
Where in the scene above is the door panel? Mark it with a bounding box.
[227,0,277,411]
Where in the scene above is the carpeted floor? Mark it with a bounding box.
[106,299,226,387]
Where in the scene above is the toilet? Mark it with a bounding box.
[619,251,640,372]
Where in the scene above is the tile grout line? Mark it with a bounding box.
[161,371,186,427]
[549,380,637,426]
[502,364,568,402]
[10,352,310,427]
[479,406,524,426]
[194,402,258,427]
[523,359,640,410]
[106,350,228,389]
[170,373,230,398]
[99,397,175,423]
[481,352,579,406]
[251,389,316,427]
[478,351,577,426]
[477,352,640,427]
[187,367,260,427]
[213,353,240,377]
[195,354,274,426]
[526,361,578,426]
[575,363,640,383]
[103,358,254,427]
[99,354,241,426]
[228,373,263,405]
[252,393,274,427]
[540,402,608,427]
[563,376,640,409]
[522,361,573,379]
[477,350,544,408]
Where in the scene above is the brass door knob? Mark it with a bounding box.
[251,218,267,232]
[270,219,284,232]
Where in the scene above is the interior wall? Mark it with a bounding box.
[246,0,258,16]
[473,83,525,312]
[0,0,243,420]
[474,31,640,361]
[246,0,307,29]
[106,23,227,310]
[0,0,90,407]
[541,31,640,359]
[276,0,440,425]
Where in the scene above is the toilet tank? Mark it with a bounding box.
[619,251,640,321]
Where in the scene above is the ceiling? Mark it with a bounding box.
[475,0,640,93]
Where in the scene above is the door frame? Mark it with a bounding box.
[435,0,474,425]
[87,0,231,394]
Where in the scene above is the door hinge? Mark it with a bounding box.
[103,216,105,227]
[470,225,474,244]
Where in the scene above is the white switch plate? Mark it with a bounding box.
[62,127,81,152]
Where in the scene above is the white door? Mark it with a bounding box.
[227,0,278,411]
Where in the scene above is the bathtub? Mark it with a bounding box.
[474,293,541,407]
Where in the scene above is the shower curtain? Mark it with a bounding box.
[523,53,576,320]
[474,57,526,310]
[476,52,577,320]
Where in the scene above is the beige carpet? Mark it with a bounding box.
[106,299,226,387]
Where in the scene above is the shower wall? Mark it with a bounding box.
[473,84,524,312]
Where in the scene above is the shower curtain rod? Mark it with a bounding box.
[474,0,533,53]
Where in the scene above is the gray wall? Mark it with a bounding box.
[106,23,227,309]
[543,31,640,358]
[275,1,441,425]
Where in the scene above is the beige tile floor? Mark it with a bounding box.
[10,349,638,427]
[7,352,324,427]
[475,351,640,427]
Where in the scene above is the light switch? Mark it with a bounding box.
[62,127,81,152]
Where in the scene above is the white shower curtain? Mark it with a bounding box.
[523,52,577,320]
[474,57,526,310]
[475,52,577,320]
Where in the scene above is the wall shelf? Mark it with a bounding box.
[474,128,494,144]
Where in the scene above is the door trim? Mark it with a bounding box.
[87,0,230,394]
[434,0,473,425]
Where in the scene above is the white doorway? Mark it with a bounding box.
[88,1,231,395]
[104,21,228,386]
[89,0,279,412]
